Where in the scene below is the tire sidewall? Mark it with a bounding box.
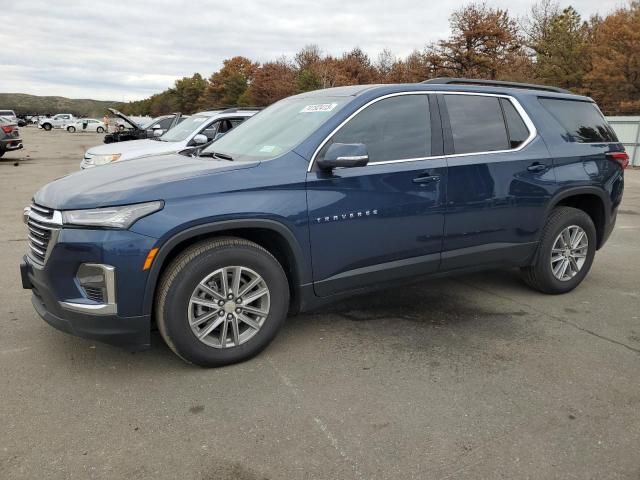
[160,245,289,366]
[537,209,596,293]
[67,126,75,132]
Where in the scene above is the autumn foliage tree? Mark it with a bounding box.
[120,1,640,117]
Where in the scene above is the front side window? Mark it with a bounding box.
[318,95,431,163]
[445,95,509,154]
[539,98,617,143]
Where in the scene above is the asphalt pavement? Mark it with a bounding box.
[1,127,639,479]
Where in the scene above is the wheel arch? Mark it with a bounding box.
[142,219,308,317]
[546,187,610,249]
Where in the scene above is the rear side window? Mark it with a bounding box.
[445,95,509,154]
[539,98,617,143]
[321,95,431,163]
[501,99,530,148]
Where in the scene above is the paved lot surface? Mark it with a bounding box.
[1,128,639,479]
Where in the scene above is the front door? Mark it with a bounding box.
[306,93,447,297]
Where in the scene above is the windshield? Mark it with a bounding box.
[160,115,210,142]
[141,117,161,129]
[202,96,350,162]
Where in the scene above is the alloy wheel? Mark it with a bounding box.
[188,266,270,348]
[550,225,588,281]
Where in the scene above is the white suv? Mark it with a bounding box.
[81,109,258,169]
[39,114,75,131]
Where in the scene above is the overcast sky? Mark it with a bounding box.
[0,0,625,101]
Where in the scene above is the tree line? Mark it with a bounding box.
[119,1,640,117]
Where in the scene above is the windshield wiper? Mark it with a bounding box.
[210,151,234,161]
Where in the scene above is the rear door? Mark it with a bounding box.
[306,93,447,296]
[439,93,555,270]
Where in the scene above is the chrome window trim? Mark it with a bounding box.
[307,91,537,172]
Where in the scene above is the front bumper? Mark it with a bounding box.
[22,255,151,351]
[19,222,158,350]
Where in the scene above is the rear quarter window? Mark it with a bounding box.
[539,98,617,143]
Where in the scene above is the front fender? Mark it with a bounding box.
[140,218,310,316]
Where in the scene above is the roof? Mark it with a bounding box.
[194,109,259,118]
[290,80,590,101]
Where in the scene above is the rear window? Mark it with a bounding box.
[539,98,617,143]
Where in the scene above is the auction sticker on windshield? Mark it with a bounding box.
[300,103,338,113]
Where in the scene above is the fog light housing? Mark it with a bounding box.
[59,264,118,315]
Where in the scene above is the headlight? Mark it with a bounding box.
[62,201,163,229]
[91,153,122,166]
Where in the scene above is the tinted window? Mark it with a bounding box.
[157,117,173,129]
[445,95,509,154]
[321,95,430,163]
[501,99,530,148]
[539,98,617,143]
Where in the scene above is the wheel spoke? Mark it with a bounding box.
[190,296,220,309]
[551,254,564,263]
[241,305,269,317]
[237,276,261,298]
[571,230,585,249]
[198,316,224,339]
[231,317,240,346]
[568,256,579,275]
[220,268,229,296]
[198,282,225,301]
[561,229,571,248]
[231,267,242,297]
[243,287,268,305]
[238,313,261,330]
[190,309,219,326]
[219,318,228,348]
[558,258,570,279]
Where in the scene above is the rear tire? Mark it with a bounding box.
[96,126,104,133]
[521,207,596,294]
[42,123,52,131]
[156,237,289,367]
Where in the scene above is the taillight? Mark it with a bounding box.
[0,125,14,134]
[607,151,629,170]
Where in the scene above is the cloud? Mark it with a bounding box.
[0,0,622,101]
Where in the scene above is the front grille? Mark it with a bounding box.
[26,203,60,264]
[83,286,105,303]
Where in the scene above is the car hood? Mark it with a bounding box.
[86,138,180,159]
[108,108,141,130]
[35,154,258,210]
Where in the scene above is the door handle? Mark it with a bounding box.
[527,163,547,172]
[413,174,441,184]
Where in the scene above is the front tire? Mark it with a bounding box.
[67,126,76,133]
[42,123,52,131]
[156,237,289,367]
[96,126,104,133]
[521,207,596,294]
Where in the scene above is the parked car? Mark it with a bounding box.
[39,114,76,131]
[66,118,106,133]
[0,110,18,124]
[80,108,255,168]
[0,116,23,157]
[20,78,627,367]
[17,116,28,127]
[103,109,186,143]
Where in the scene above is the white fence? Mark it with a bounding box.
[606,116,640,167]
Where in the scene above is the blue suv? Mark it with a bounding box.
[20,78,627,367]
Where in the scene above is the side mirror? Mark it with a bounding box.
[192,134,208,145]
[316,143,369,170]
[153,129,164,137]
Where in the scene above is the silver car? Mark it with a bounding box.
[81,108,258,168]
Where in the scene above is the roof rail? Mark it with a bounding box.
[220,107,264,113]
[421,77,571,94]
